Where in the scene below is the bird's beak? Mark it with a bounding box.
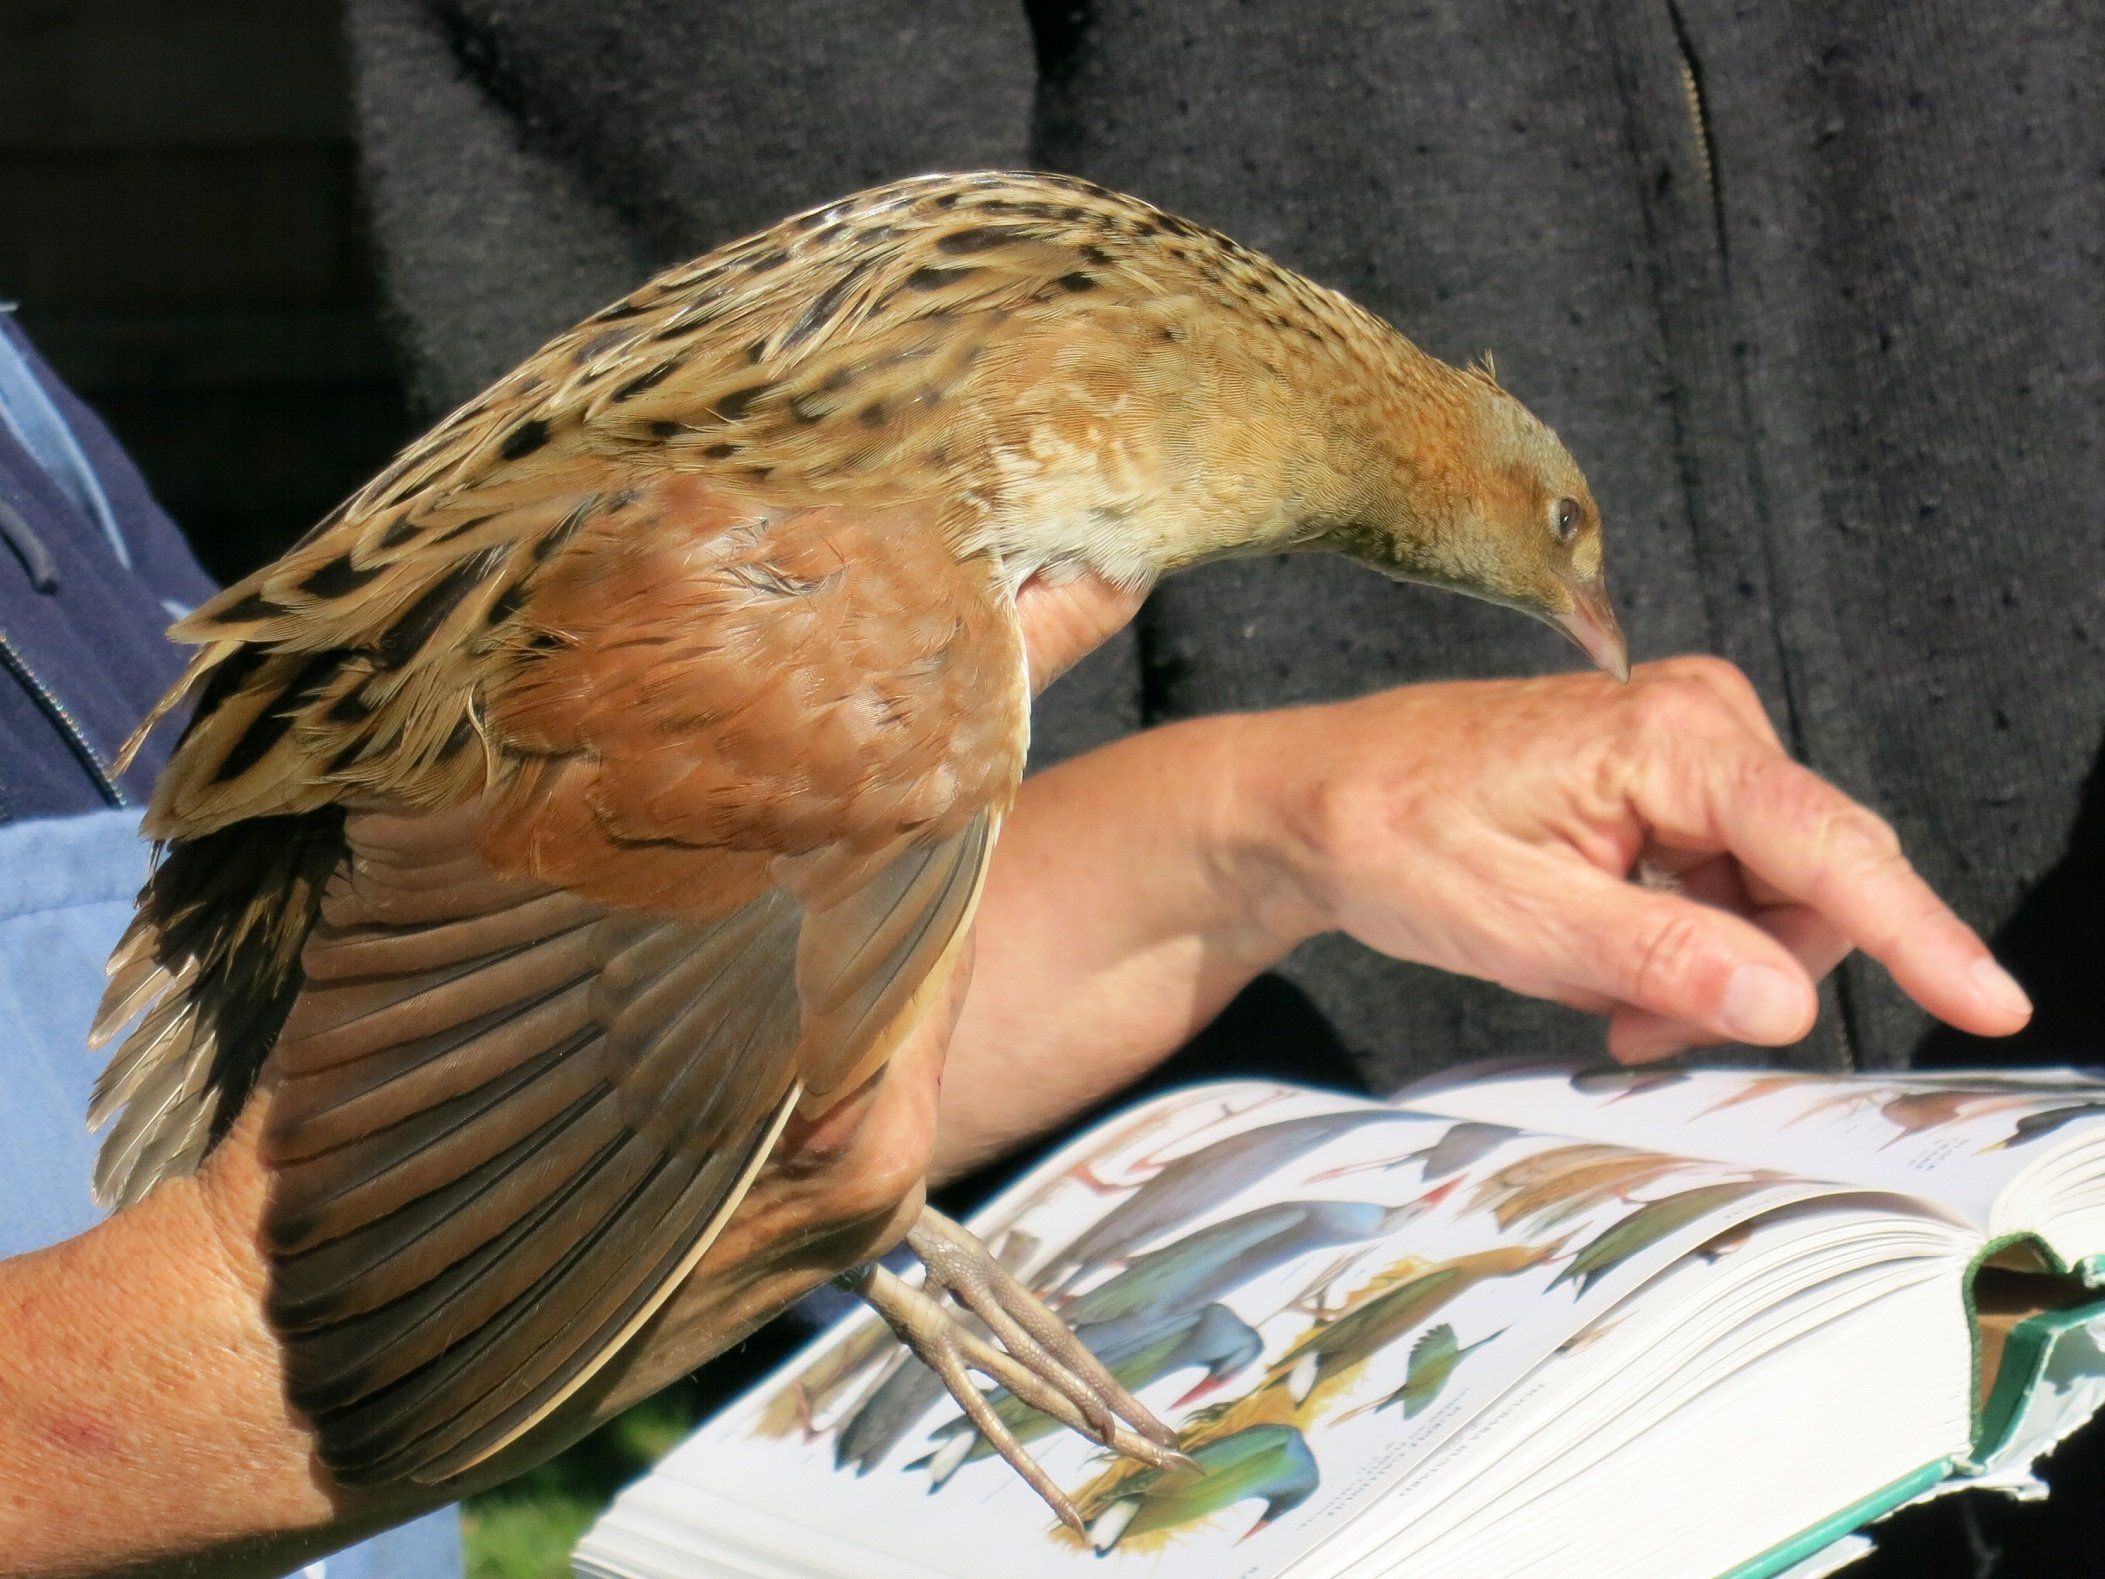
[1554,573,1629,682]
[1172,1373,1226,1410]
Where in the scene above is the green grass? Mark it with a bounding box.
[462,1382,706,1579]
[458,1321,810,1579]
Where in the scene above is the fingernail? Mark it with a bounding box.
[1969,957,2033,1021]
[1720,963,1810,1044]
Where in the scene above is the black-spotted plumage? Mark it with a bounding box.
[89,170,1619,1504]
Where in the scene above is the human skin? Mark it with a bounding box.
[940,643,2029,1173]
[0,582,2026,1576]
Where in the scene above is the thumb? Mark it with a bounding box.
[1015,571,1147,692]
[1538,859,1820,1060]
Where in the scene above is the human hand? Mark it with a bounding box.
[1228,657,2032,1061]
[1014,568,1148,693]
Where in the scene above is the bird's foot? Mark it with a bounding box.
[852,1205,1193,1532]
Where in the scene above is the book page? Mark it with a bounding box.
[581,1080,1885,1579]
[1401,1062,2105,1234]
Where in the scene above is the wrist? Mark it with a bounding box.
[1195,706,1343,961]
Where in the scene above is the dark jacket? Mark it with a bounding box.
[342,0,2105,1088]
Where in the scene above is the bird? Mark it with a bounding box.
[1550,1179,1778,1297]
[1341,1320,1503,1421]
[1400,1119,1524,1182]
[83,169,1624,1528]
[1057,1191,1458,1328]
[1873,1089,2038,1148]
[1038,1108,1433,1289]
[1465,1142,1632,1217]
[1780,1085,1895,1128]
[1077,1424,1320,1554]
[1781,1082,2105,1143]
[1483,1151,1690,1233]
[1307,1117,1522,1185]
[1570,1066,1691,1102]
[1693,1072,1826,1118]
[1981,1102,2105,1153]
[1273,1242,1560,1408]
[1051,1087,1299,1195]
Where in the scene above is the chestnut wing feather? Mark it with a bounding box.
[94,475,1026,1485]
[266,806,992,1485]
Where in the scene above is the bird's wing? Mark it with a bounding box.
[96,470,1026,1487]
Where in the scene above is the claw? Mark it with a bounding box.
[910,1209,1182,1446]
[851,1207,1189,1527]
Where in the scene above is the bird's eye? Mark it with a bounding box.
[1550,497,1581,543]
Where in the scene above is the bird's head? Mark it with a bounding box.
[896,176,1633,680]
[1447,371,1626,681]
[1293,349,1628,682]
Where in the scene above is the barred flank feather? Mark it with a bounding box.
[88,812,346,1208]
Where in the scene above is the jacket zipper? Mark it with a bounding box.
[0,623,126,807]
[1664,1,1726,259]
[1675,46,1715,202]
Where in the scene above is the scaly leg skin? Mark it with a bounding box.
[850,1205,1194,1531]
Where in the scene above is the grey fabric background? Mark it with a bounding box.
[343,0,2103,1094]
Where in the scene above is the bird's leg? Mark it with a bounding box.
[988,1224,1041,1269]
[1308,1154,1400,1183]
[1065,1091,1289,1191]
[850,1206,1193,1530]
[1277,1249,1363,1320]
[907,1207,1184,1448]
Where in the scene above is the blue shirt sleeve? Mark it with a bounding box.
[0,315,464,1579]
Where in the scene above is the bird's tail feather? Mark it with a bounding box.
[88,809,347,1208]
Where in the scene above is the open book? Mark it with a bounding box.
[574,1061,2105,1579]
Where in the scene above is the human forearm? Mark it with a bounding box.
[0,1157,413,1578]
[933,711,1307,1180]
[0,1049,940,1576]
[936,659,2031,1178]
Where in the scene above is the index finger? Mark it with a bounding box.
[1647,746,2031,1038]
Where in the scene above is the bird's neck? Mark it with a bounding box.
[954,313,1360,591]
[968,457,1310,594]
